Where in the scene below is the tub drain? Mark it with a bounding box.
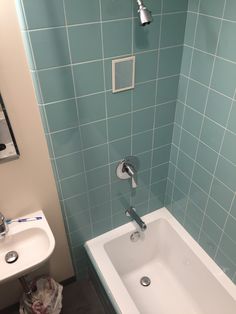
[140,276,151,287]
[5,251,18,264]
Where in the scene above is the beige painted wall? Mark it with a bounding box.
[0,0,74,309]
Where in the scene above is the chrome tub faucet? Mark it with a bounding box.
[126,207,147,231]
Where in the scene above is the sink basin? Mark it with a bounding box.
[0,210,55,283]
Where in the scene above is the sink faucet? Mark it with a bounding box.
[126,207,147,231]
[0,212,8,237]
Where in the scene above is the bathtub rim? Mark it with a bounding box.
[85,207,236,313]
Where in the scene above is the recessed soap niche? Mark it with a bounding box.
[112,56,135,93]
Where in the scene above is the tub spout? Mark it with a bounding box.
[126,207,147,231]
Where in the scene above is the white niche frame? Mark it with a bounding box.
[112,56,135,93]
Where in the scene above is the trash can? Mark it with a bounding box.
[19,276,63,314]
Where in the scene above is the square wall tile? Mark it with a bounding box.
[210,178,234,211]
[186,80,208,114]
[22,0,65,29]
[200,117,224,152]
[135,51,158,83]
[220,131,236,165]
[205,90,232,127]
[224,0,236,21]
[64,193,89,216]
[155,102,176,127]
[161,13,186,48]
[163,0,188,12]
[38,67,74,103]
[101,0,132,21]
[109,137,131,162]
[89,185,111,207]
[86,165,110,190]
[73,61,104,97]
[215,156,236,191]
[65,0,100,24]
[192,164,212,194]
[177,150,194,177]
[211,57,236,98]
[84,144,108,170]
[67,210,91,232]
[106,90,132,117]
[91,201,111,224]
[133,16,160,53]
[56,152,84,179]
[133,131,153,154]
[195,15,221,54]
[206,198,227,228]
[30,28,70,69]
[182,106,203,137]
[81,120,107,149]
[61,173,86,199]
[45,99,78,132]
[154,124,174,148]
[133,107,155,134]
[159,46,183,77]
[77,93,106,124]
[228,103,236,134]
[103,20,132,58]
[156,76,179,104]
[199,0,225,18]
[196,142,218,174]
[180,129,198,159]
[51,127,82,157]
[69,24,102,63]
[108,114,131,141]
[190,50,214,86]
[218,21,236,63]
[184,13,197,46]
[133,81,156,110]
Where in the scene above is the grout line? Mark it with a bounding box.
[196,0,233,242]
[188,10,236,24]
[22,11,187,32]
[20,1,72,240]
[39,77,178,107]
[167,176,236,249]
[174,121,236,168]
[98,0,113,230]
[147,0,164,213]
[170,0,201,218]
[184,44,236,66]
[28,45,184,73]
[182,1,227,232]
[181,73,235,102]
[62,0,94,236]
[177,98,236,137]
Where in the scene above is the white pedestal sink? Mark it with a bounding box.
[0,210,55,284]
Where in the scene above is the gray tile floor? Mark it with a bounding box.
[0,279,106,314]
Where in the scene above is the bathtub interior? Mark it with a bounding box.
[104,218,236,314]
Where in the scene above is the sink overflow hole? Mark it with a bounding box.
[140,276,151,287]
[5,251,19,264]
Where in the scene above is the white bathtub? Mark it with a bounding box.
[85,207,236,314]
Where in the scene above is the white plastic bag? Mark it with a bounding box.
[19,276,63,314]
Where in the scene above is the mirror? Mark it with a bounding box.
[0,94,19,161]
[112,56,135,93]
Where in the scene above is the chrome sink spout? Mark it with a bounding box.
[0,212,8,237]
[126,207,147,231]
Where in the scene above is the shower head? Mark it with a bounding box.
[136,0,152,26]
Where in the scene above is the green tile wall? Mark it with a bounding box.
[166,0,236,284]
[16,0,187,277]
